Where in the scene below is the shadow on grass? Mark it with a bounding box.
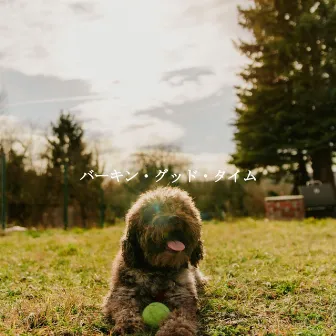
[198,285,252,336]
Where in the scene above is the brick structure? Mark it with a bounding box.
[264,195,305,220]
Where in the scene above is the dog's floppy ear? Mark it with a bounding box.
[121,214,144,268]
[190,240,204,266]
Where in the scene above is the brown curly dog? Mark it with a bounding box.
[102,186,206,336]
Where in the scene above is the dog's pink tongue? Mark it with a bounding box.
[167,240,185,251]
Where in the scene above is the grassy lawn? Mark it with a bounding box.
[0,218,335,336]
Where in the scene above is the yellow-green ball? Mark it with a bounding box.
[142,302,170,328]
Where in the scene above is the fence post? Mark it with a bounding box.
[1,148,6,231]
[63,161,68,230]
[100,187,105,228]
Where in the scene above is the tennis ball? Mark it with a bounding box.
[142,302,170,328]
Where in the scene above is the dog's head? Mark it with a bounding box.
[121,187,204,269]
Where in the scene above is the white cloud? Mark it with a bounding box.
[0,0,248,167]
[187,152,236,176]
[1,0,246,101]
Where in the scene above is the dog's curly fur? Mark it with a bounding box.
[102,186,206,336]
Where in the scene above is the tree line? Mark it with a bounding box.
[0,111,258,228]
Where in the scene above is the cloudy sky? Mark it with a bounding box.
[0,0,250,175]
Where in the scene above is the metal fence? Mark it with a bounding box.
[1,148,5,230]
[0,150,106,230]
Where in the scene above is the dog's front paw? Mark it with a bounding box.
[156,315,196,336]
[113,316,145,335]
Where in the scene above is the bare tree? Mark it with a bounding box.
[0,89,40,170]
[132,144,190,172]
[127,144,190,193]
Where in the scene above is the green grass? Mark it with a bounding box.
[0,218,335,335]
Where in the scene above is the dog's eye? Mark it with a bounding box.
[143,203,162,223]
[143,209,155,223]
[168,215,180,225]
[152,216,168,227]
